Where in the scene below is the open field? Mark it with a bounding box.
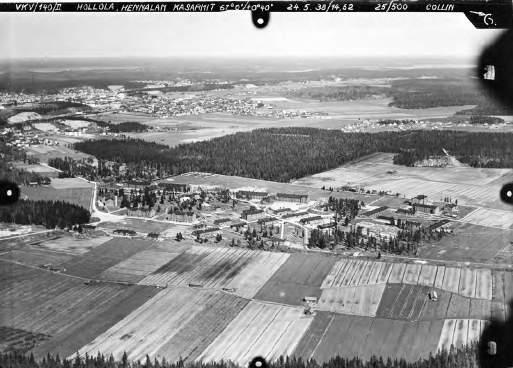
[197,301,313,367]
[461,208,513,229]
[437,319,487,352]
[320,258,492,300]
[0,262,159,357]
[293,152,511,210]
[419,223,512,263]
[139,246,289,298]
[21,184,94,210]
[99,246,188,283]
[98,218,186,235]
[294,313,444,362]
[30,235,112,255]
[77,288,248,362]
[0,248,72,267]
[25,145,91,163]
[254,253,337,305]
[317,284,386,316]
[62,238,155,279]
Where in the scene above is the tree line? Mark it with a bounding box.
[0,199,90,229]
[0,343,480,368]
[74,128,513,183]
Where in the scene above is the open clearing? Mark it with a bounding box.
[419,223,512,263]
[197,300,313,367]
[461,208,513,229]
[21,185,93,210]
[437,319,487,352]
[0,262,159,358]
[320,258,492,300]
[294,313,444,362]
[139,246,289,298]
[293,153,511,210]
[254,253,337,305]
[77,288,248,363]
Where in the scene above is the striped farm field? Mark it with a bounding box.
[0,261,159,357]
[197,301,313,367]
[437,319,487,352]
[294,313,444,362]
[139,246,289,298]
[317,284,386,317]
[77,287,248,362]
[320,259,492,300]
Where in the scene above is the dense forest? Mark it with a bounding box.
[0,344,481,368]
[108,122,148,133]
[75,128,513,182]
[0,200,90,229]
[291,86,387,101]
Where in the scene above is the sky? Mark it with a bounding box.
[0,11,502,60]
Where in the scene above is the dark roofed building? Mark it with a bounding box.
[299,216,324,225]
[236,191,268,200]
[413,203,441,215]
[282,211,309,219]
[276,193,308,203]
[241,208,265,221]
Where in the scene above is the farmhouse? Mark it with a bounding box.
[230,222,247,231]
[396,207,415,215]
[317,222,336,234]
[241,208,265,221]
[236,190,268,200]
[412,194,428,204]
[413,203,441,215]
[276,193,309,203]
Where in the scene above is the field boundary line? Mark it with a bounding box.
[309,314,335,360]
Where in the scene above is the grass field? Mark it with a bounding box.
[0,248,72,267]
[139,246,289,298]
[419,223,512,263]
[21,185,93,210]
[197,301,313,367]
[31,235,111,255]
[294,313,444,362]
[461,208,513,229]
[77,288,248,362]
[254,253,337,305]
[62,238,155,279]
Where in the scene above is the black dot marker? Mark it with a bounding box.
[249,356,268,368]
[0,181,20,206]
[500,183,513,204]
